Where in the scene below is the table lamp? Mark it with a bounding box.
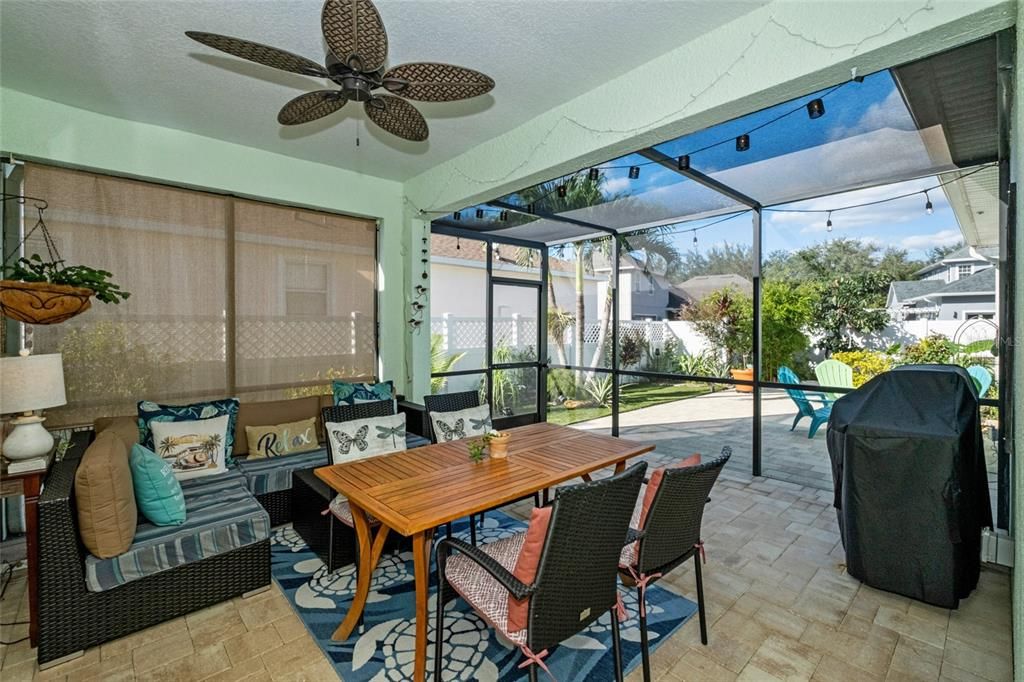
[0,352,67,460]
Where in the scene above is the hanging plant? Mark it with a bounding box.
[1,201,130,325]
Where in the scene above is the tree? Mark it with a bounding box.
[675,243,754,282]
[760,280,816,378]
[765,238,877,280]
[926,242,964,263]
[679,285,752,366]
[810,272,891,353]
[876,246,922,282]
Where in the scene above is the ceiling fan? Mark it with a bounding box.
[186,0,494,142]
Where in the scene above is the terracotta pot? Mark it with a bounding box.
[0,280,93,325]
[488,432,511,459]
[730,367,754,393]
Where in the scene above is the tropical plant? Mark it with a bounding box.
[677,350,727,378]
[832,349,895,387]
[4,254,130,304]
[430,333,466,393]
[583,374,613,408]
[645,335,679,374]
[546,307,575,366]
[201,433,223,457]
[679,285,752,366]
[900,333,959,365]
[487,343,535,416]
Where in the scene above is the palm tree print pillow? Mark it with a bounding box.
[331,380,395,406]
[430,405,492,443]
[150,415,230,481]
[137,398,241,466]
[324,413,407,464]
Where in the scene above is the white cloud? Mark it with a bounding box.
[898,229,963,251]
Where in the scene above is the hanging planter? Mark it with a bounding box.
[0,280,94,325]
[1,201,130,324]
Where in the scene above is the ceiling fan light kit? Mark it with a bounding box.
[186,0,494,142]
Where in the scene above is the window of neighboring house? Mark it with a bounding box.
[965,312,995,320]
[957,264,973,279]
[284,260,329,317]
[647,276,655,294]
[633,274,641,293]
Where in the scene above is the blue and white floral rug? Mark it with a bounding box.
[270,513,697,681]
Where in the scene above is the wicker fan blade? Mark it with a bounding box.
[382,62,495,102]
[186,31,326,77]
[278,91,348,125]
[321,0,388,73]
[364,96,428,141]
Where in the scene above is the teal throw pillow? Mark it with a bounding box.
[129,443,187,526]
[332,380,395,406]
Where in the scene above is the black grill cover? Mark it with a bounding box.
[826,364,992,608]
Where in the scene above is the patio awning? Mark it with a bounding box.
[435,37,999,246]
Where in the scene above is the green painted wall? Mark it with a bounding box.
[0,87,416,395]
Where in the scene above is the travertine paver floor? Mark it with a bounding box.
[0,453,1012,681]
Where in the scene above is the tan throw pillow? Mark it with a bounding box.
[244,418,319,459]
[75,431,138,558]
[94,415,141,449]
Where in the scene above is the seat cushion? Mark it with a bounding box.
[236,449,330,496]
[75,432,138,559]
[446,532,529,644]
[85,472,269,592]
[327,495,379,526]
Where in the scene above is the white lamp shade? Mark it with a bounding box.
[0,353,67,414]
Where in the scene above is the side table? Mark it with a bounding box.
[0,433,81,648]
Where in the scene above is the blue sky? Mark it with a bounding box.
[474,69,972,264]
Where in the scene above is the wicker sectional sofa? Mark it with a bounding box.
[37,392,428,666]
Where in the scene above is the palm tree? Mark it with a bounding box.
[158,436,174,457]
[430,333,466,393]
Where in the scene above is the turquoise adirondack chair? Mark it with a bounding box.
[778,366,832,438]
[967,365,993,398]
[814,359,854,401]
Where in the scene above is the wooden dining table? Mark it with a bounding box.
[314,421,655,682]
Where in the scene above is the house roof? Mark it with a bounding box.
[430,234,576,273]
[914,245,998,275]
[890,280,945,303]
[673,273,753,303]
[930,266,997,296]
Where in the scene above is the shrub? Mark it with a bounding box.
[900,333,958,365]
[584,374,613,408]
[832,350,893,387]
[546,368,576,403]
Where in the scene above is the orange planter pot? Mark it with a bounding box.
[488,432,511,459]
[730,367,754,393]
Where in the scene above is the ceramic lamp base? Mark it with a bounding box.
[3,414,54,460]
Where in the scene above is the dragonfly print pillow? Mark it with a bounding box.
[325,413,408,464]
[429,404,493,443]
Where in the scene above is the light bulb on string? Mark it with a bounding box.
[692,231,698,248]
[588,168,600,181]
[628,166,640,179]
[826,211,833,232]
[924,191,933,215]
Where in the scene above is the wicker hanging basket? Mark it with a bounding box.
[0,280,93,325]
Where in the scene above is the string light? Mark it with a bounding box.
[806,98,825,119]
[475,208,484,219]
[453,211,461,221]
[588,168,600,181]
[499,210,509,221]
[735,134,750,152]
[826,211,833,232]
[628,166,640,179]
[692,231,698,247]
[456,237,461,250]
[677,155,690,171]
[557,185,567,198]
[924,190,933,215]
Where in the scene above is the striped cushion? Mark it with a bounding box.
[446,532,529,645]
[236,449,329,496]
[84,472,269,592]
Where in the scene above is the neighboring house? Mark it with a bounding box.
[669,274,754,316]
[430,234,599,320]
[887,246,998,321]
[594,252,677,320]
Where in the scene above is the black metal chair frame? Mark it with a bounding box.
[424,390,540,543]
[623,448,731,682]
[435,461,648,682]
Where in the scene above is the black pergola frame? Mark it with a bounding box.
[431,31,1014,529]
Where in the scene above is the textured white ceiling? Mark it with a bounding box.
[1,0,766,181]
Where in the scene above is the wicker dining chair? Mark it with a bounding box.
[620,448,731,681]
[424,390,541,544]
[322,399,457,539]
[436,461,648,682]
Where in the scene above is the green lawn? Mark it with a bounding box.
[546,381,713,426]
